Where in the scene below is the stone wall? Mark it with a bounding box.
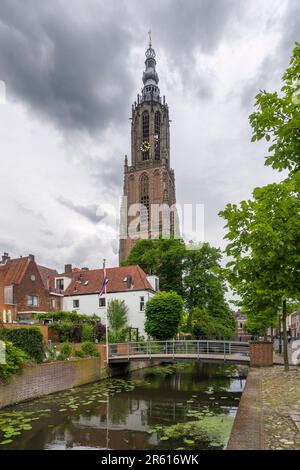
[0,357,101,409]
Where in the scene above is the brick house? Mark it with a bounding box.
[0,252,62,322]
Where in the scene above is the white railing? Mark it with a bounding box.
[108,340,249,361]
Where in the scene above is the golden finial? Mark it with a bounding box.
[148,30,152,48]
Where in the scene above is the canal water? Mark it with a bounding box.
[0,362,247,450]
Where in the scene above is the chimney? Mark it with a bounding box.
[1,252,10,264]
[82,267,89,271]
[65,264,72,273]
[28,254,35,262]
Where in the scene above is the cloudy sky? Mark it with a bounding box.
[0,0,298,271]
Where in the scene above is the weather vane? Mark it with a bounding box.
[148,30,152,48]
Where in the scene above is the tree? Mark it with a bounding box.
[249,42,300,173]
[220,175,300,370]
[191,308,234,340]
[145,291,184,340]
[183,243,235,335]
[107,299,128,333]
[122,238,185,296]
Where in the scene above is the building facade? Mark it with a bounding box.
[53,264,158,337]
[119,37,178,263]
[0,252,62,322]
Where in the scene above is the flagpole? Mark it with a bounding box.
[103,258,109,365]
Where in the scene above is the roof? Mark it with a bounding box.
[62,265,153,296]
[0,256,57,289]
[0,257,31,285]
[37,266,58,289]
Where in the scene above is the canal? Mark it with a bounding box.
[0,362,247,450]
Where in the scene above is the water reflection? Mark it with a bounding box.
[0,363,247,450]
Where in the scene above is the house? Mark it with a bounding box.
[51,264,159,336]
[232,310,251,342]
[290,310,300,339]
[0,252,62,322]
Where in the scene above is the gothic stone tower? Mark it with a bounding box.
[119,37,177,264]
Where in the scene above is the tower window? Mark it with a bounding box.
[142,111,150,160]
[140,174,150,227]
[155,111,161,160]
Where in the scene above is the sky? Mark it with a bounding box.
[0,0,298,271]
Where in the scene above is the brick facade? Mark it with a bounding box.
[0,357,102,409]
[249,341,273,367]
[0,254,62,321]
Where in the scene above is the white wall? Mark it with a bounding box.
[63,290,154,336]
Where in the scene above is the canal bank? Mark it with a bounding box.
[227,366,300,450]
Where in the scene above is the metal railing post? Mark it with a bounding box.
[197,341,199,359]
[224,342,226,361]
[207,341,209,354]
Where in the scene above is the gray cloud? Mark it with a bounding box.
[0,0,135,136]
[57,196,107,223]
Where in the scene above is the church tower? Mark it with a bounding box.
[119,35,177,264]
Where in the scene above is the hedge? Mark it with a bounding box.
[0,341,28,383]
[0,327,44,363]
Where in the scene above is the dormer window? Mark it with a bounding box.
[56,279,64,291]
[30,274,36,281]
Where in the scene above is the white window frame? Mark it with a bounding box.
[140,296,145,312]
[27,295,39,307]
[73,299,80,309]
[99,297,106,308]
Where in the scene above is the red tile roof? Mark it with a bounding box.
[61,265,153,296]
[0,257,31,285]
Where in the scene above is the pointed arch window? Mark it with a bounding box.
[154,111,161,160]
[142,111,150,161]
[140,173,150,228]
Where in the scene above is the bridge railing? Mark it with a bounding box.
[108,340,249,360]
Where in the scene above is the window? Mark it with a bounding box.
[73,299,79,309]
[27,295,39,307]
[154,111,161,160]
[30,274,36,281]
[56,279,64,291]
[51,298,56,310]
[140,296,145,311]
[140,174,149,227]
[142,111,149,160]
[99,297,106,307]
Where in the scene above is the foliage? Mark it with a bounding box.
[33,311,99,324]
[0,342,28,383]
[82,324,95,342]
[107,299,128,333]
[75,341,98,358]
[249,42,300,173]
[190,308,233,340]
[145,291,184,340]
[0,327,44,363]
[183,243,235,335]
[57,342,72,361]
[108,329,129,343]
[220,175,300,369]
[123,238,185,296]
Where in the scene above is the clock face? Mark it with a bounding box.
[141,141,151,152]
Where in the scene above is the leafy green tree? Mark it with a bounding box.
[145,291,184,340]
[249,42,300,173]
[183,243,235,334]
[107,299,128,333]
[220,175,300,370]
[191,308,233,340]
[123,238,185,296]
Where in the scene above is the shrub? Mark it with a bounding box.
[107,299,128,332]
[81,341,98,357]
[57,342,72,361]
[145,291,184,340]
[82,324,95,342]
[0,341,28,383]
[0,327,44,363]
[74,349,85,358]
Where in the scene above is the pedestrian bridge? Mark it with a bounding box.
[108,340,250,365]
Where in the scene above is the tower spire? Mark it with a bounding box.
[148,30,152,48]
[142,31,160,102]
